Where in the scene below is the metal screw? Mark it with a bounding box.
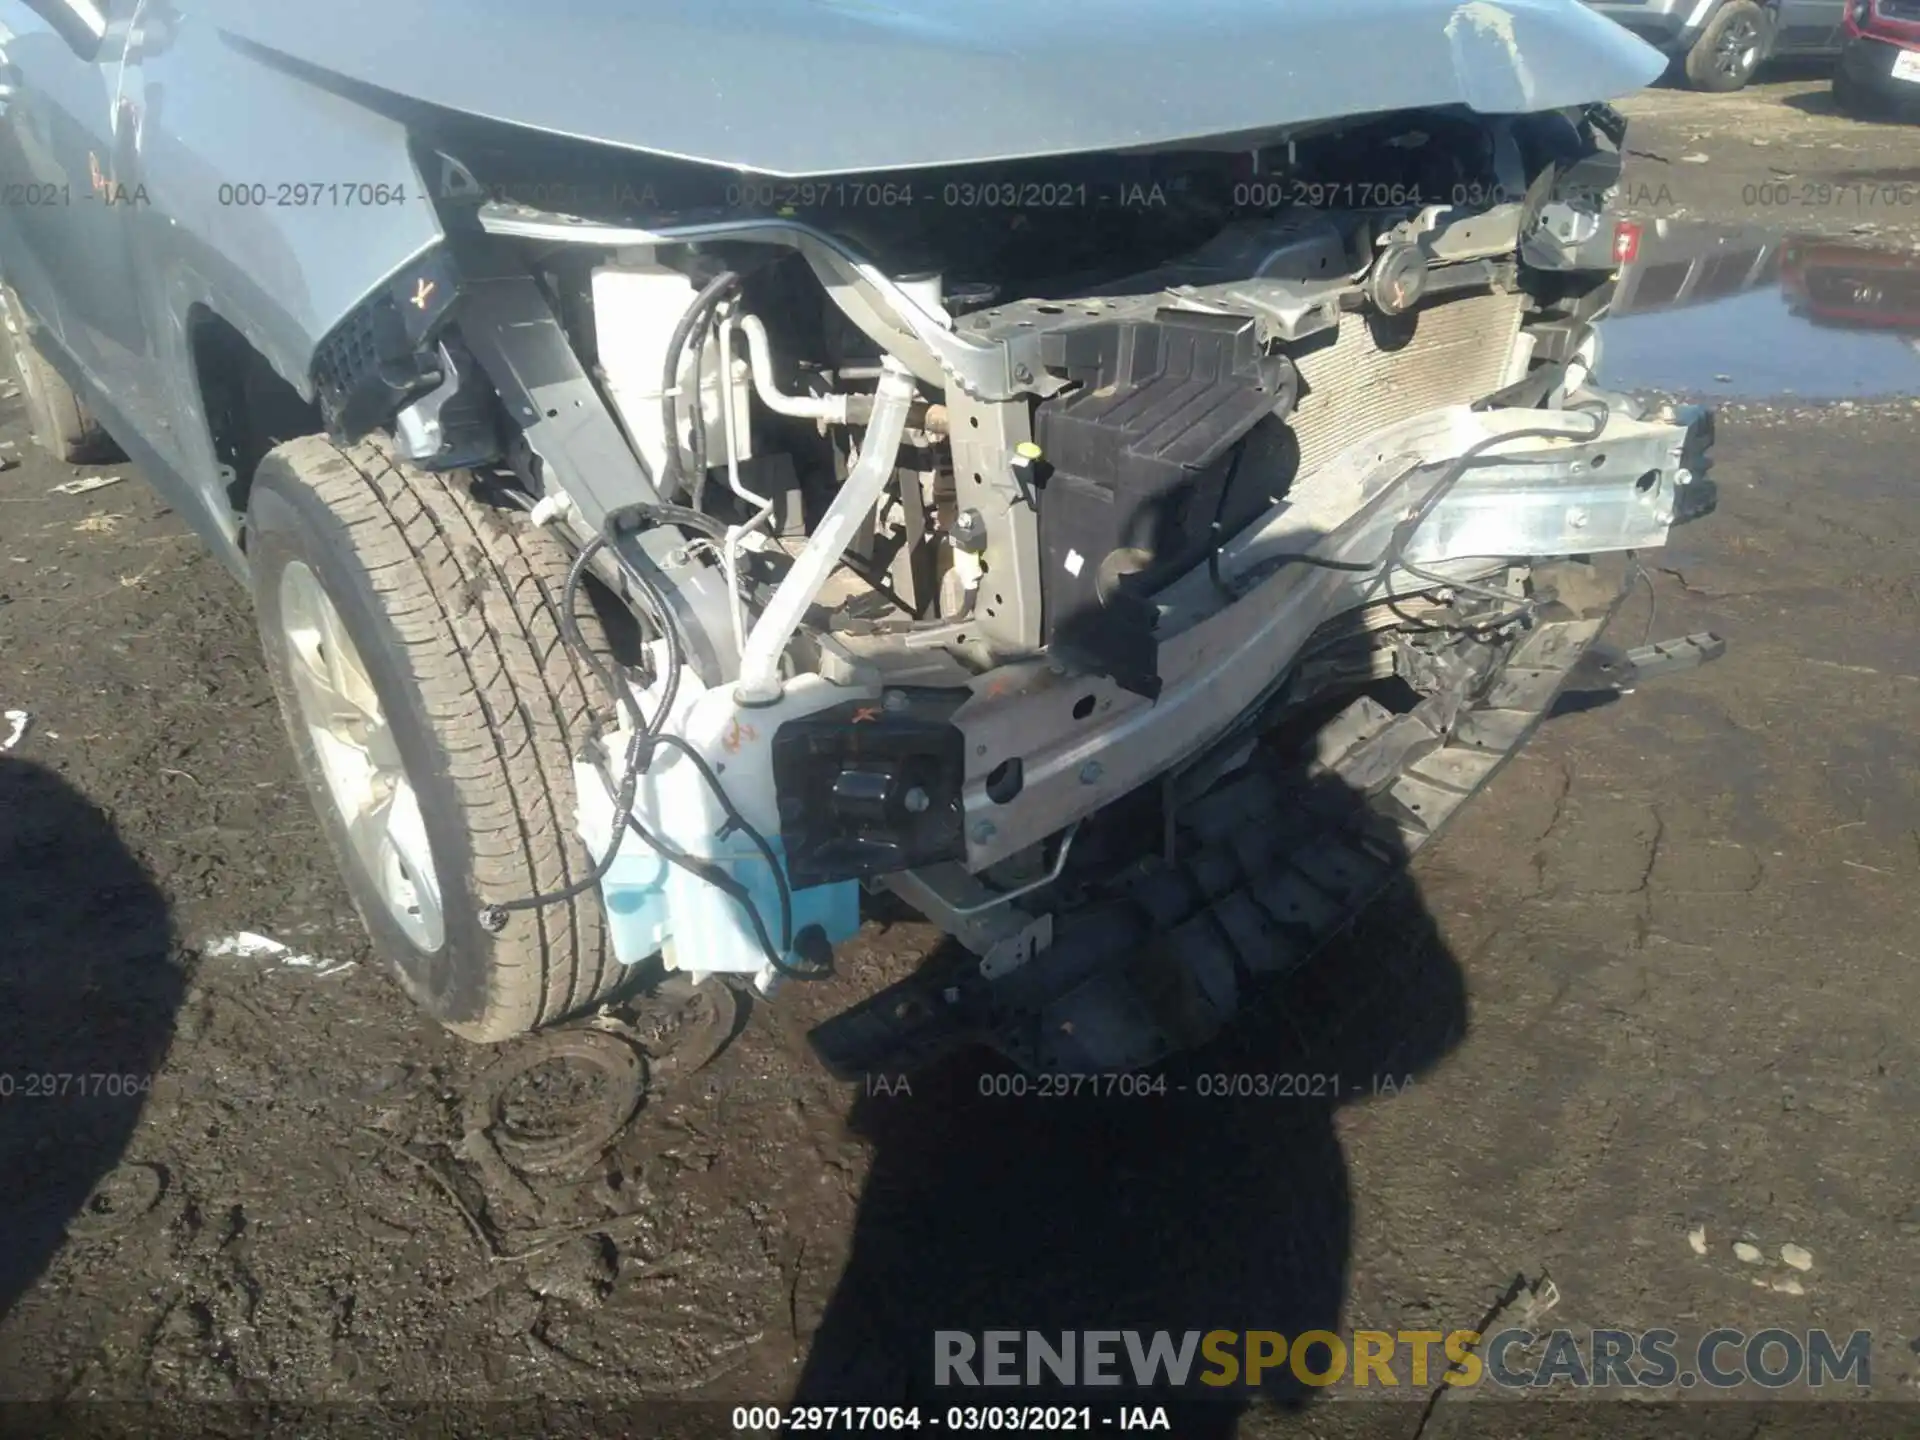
[1674,468,1695,487]
[1013,363,1034,384]
[904,787,931,813]
[1566,507,1590,531]
[1079,761,1103,785]
[883,689,909,712]
[971,820,997,844]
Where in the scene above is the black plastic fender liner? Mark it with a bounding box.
[311,245,464,442]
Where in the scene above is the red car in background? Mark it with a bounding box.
[1835,0,1920,113]
[1780,240,1920,328]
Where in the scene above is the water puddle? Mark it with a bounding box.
[1593,220,1920,400]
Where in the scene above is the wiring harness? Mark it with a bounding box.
[475,520,827,982]
[1219,401,1610,628]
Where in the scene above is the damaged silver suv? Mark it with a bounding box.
[0,0,1720,1074]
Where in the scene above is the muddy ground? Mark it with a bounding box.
[1617,68,1920,247]
[2,82,1919,1439]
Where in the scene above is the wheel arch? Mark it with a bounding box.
[185,304,325,540]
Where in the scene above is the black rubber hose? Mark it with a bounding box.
[1222,407,1610,594]
[643,732,795,960]
[478,530,816,980]
[478,534,683,927]
[685,306,716,492]
[687,312,723,519]
[624,501,728,543]
[1371,406,1608,580]
[659,270,741,504]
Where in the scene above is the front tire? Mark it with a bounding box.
[1832,64,1884,120]
[1684,1,1769,91]
[249,435,622,1041]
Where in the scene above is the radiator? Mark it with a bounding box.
[1286,289,1526,479]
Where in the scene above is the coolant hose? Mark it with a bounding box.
[736,314,852,423]
[733,357,920,704]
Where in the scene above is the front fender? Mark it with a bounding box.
[131,13,442,399]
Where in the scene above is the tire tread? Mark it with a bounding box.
[262,434,619,1040]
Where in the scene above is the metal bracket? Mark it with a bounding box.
[980,914,1054,980]
[453,261,662,534]
[943,390,1044,652]
[453,254,741,683]
[392,344,463,463]
[1559,631,1725,706]
[1623,632,1726,683]
[878,863,1039,958]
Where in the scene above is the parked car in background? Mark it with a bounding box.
[1834,0,1920,114]
[1781,239,1920,325]
[1583,0,1849,90]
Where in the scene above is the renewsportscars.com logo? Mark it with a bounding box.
[934,1328,1874,1392]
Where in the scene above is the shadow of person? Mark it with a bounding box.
[794,759,1469,1433]
[0,755,180,1321]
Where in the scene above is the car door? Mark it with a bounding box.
[0,0,147,414]
[1774,0,1848,53]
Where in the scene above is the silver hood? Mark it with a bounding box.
[195,0,1664,177]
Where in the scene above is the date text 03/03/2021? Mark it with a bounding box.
[968,1071,1413,1100]
[731,1405,1171,1432]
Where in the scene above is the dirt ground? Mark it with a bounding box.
[2,79,1919,1439]
[1616,67,1920,246]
